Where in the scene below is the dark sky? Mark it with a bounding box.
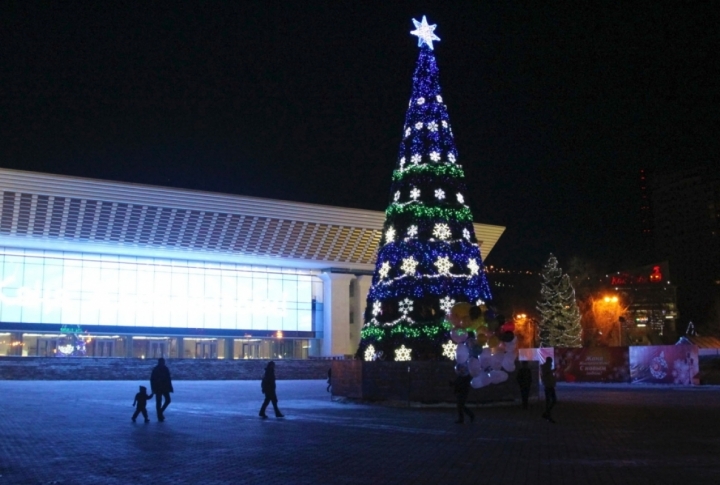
[2,1,719,271]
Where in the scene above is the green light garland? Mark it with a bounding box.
[362,320,452,341]
[392,164,465,182]
[385,204,473,222]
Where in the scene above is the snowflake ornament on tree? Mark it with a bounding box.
[433,223,451,240]
[434,188,445,200]
[400,257,419,275]
[434,256,453,274]
[440,296,456,312]
[395,345,412,361]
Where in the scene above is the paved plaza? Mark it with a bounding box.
[1,379,719,485]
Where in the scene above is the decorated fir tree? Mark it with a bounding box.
[356,17,492,362]
[536,254,582,347]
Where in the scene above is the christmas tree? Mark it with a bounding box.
[356,17,493,362]
[536,254,582,347]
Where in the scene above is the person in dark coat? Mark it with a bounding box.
[132,385,153,423]
[150,357,173,422]
[451,372,475,424]
[541,357,557,423]
[516,361,532,409]
[259,361,284,419]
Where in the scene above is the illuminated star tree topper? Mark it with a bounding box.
[410,16,441,50]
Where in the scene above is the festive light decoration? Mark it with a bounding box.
[356,17,492,361]
[434,256,453,274]
[410,16,440,50]
[395,344,413,361]
[399,298,414,315]
[433,223,451,240]
[400,257,419,275]
[378,261,391,279]
[442,340,457,359]
[385,227,396,244]
[440,296,456,312]
[364,344,377,361]
[537,254,582,347]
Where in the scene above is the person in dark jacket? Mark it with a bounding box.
[516,361,532,409]
[451,372,475,424]
[132,385,153,423]
[150,357,173,422]
[259,361,284,419]
[541,357,557,423]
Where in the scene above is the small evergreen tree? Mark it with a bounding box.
[537,254,582,347]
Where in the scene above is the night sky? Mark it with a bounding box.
[2,1,719,271]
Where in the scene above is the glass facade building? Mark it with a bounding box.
[0,168,504,359]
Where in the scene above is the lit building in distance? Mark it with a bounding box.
[606,262,678,343]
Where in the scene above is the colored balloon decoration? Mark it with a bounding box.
[449,304,519,389]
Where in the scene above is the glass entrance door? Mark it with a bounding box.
[148,341,166,359]
[195,341,217,359]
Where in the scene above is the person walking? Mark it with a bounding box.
[516,361,532,409]
[150,357,173,422]
[541,357,557,423]
[132,385,153,423]
[259,361,284,419]
[451,371,475,424]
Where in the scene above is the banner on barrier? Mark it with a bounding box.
[629,345,699,385]
[554,347,630,383]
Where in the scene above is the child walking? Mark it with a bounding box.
[132,385,154,423]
